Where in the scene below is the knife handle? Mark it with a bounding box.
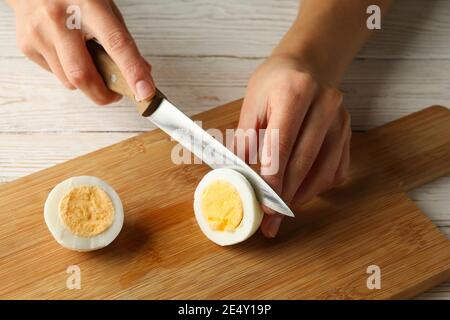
[86,40,157,115]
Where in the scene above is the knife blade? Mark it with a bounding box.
[87,40,294,217]
[143,91,294,218]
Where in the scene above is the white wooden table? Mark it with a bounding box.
[0,0,449,299]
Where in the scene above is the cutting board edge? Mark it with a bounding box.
[391,267,450,300]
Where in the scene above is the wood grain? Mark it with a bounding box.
[2,58,450,132]
[1,0,450,298]
[1,0,450,58]
[0,133,136,183]
[0,101,449,299]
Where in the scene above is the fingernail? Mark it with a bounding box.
[266,216,282,238]
[135,79,154,101]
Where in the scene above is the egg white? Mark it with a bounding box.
[194,168,263,246]
[44,176,124,252]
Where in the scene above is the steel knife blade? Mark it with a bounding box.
[143,90,295,218]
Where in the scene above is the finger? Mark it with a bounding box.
[234,94,263,163]
[259,92,314,238]
[334,128,351,185]
[84,1,155,101]
[53,28,120,105]
[259,76,316,238]
[26,50,51,73]
[291,109,349,208]
[16,15,51,73]
[260,76,315,193]
[19,23,75,90]
[260,213,284,238]
[109,0,127,26]
[144,60,152,73]
[41,48,76,90]
[282,88,343,203]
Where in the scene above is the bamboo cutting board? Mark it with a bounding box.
[0,101,449,299]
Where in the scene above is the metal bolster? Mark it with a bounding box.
[141,88,166,117]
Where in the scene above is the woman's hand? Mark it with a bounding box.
[239,54,351,238]
[8,0,155,104]
[239,0,392,238]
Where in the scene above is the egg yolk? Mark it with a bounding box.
[59,185,115,237]
[201,180,243,231]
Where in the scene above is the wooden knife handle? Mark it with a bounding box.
[87,40,158,115]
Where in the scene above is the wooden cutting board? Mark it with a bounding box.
[0,101,449,299]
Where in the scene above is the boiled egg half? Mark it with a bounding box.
[194,168,263,246]
[44,176,124,251]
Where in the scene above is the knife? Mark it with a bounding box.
[87,41,294,218]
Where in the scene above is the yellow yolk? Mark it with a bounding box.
[201,180,243,231]
[59,185,115,237]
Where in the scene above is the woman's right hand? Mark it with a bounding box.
[8,0,155,105]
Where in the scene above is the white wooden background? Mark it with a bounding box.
[0,0,449,299]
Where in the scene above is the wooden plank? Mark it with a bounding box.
[1,58,450,132]
[417,278,450,300]
[0,133,136,183]
[359,0,450,59]
[1,0,450,59]
[0,101,449,299]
